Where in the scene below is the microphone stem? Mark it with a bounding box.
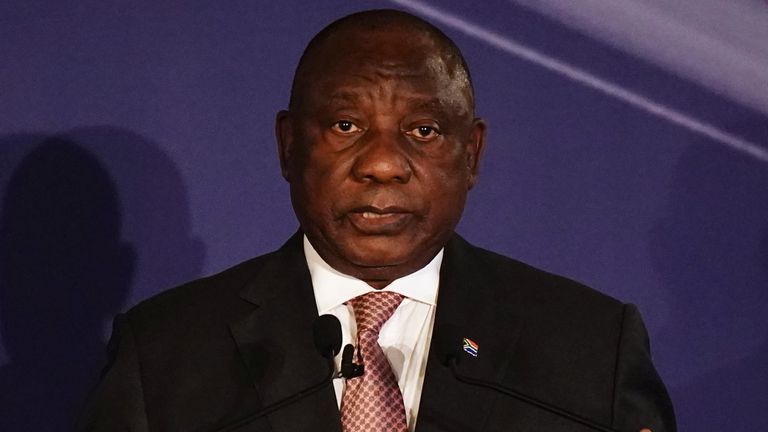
[214,358,336,432]
[449,360,619,432]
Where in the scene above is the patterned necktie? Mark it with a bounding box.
[340,291,408,432]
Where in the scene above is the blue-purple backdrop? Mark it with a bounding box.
[1,1,766,430]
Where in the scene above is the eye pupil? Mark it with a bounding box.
[339,121,352,132]
[419,126,432,136]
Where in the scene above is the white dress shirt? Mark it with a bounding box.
[303,236,442,432]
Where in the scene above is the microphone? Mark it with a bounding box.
[212,314,342,432]
[340,343,364,378]
[314,314,343,359]
[435,325,620,432]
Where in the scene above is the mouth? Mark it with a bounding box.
[346,206,413,234]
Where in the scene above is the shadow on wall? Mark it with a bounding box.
[649,129,768,431]
[0,127,205,431]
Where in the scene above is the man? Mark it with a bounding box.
[78,9,675,432]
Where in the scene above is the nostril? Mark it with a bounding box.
[351,148,412,184]
[354,163,412,184]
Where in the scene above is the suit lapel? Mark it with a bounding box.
[228,233,342,432]
[417,234,524,432]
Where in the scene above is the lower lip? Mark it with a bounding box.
[347,211,412,234]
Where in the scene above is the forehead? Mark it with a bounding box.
[297,28,472,114]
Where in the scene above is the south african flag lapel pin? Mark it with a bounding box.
[462,337,479,357]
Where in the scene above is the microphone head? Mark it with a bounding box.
[433,324,463,367]
[340,344,364,378]
[313,314,342,359]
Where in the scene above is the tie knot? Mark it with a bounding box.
[348,291,404,334]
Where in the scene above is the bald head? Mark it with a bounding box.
[288,9,474,114]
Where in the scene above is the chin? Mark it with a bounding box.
[340,234,439,272]
[343,243,411,268]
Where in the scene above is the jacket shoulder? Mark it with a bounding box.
[122,250,276,335]
[449,234,624,314]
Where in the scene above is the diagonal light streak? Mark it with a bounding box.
[388,0,768,163]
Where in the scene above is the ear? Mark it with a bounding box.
[466,118,487,189]
[275,110,294,181]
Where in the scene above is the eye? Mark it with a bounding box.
[331,120,363,135]
[406,125,441,141]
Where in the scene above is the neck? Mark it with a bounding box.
[365,279,392,289]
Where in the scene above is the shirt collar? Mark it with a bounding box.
[303,235,442,314]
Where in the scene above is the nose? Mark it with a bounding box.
[351,129,412,184]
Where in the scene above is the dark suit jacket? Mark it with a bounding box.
[78,232,675,432]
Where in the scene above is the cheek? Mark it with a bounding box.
[301,156,350,197]
[292,138,342,188]
[291,155,350,220]
[417,165,470,219]
[420,150,471,191]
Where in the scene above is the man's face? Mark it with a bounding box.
[277,27,485,287]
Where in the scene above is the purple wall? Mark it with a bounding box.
[1,1,766,430]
